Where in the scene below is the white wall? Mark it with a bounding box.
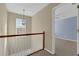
[55,4,77,55]
[55,16,77,41]
[0,4,7,56]
[55,4,77,41]
[55,4,77,20]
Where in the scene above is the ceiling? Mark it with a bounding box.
[6,3,49,16]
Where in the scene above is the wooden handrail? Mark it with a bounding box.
[0,32,44,38]
[0,32,45,50]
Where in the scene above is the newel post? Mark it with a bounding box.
[43,31,45,50]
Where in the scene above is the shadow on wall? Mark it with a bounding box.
[55,16,77,41]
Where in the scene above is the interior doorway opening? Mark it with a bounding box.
[54,4,77,56]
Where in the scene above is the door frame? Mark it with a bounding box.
[77,4,79,55]
[52,3,78,55]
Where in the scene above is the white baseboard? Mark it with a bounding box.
[44,48,55,55]
[55,37,77,42]
[10,49,32,56]
[10,48,55,56]
[10,48,44,56]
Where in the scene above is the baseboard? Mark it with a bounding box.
[44,48,55,55]
[10,49,32,56]
[9,48,56,56]
[55,37,76,42]
[27,49,43,56]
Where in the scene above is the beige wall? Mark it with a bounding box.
[0,3,59,55]
[7,12,32,55]
[0,4,7,55]
[32,3,59,53]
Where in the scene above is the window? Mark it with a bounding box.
[16,18,25,28]
[16,18,26,34]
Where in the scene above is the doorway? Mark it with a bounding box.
[54,4,77,56]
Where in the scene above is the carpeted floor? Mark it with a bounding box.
[29,38,77,56]
[55,38,77,56]
[29,50,54,56]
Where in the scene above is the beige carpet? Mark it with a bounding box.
[29,50,53,56]
[29,38,77,56]
[55,38,77,56]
